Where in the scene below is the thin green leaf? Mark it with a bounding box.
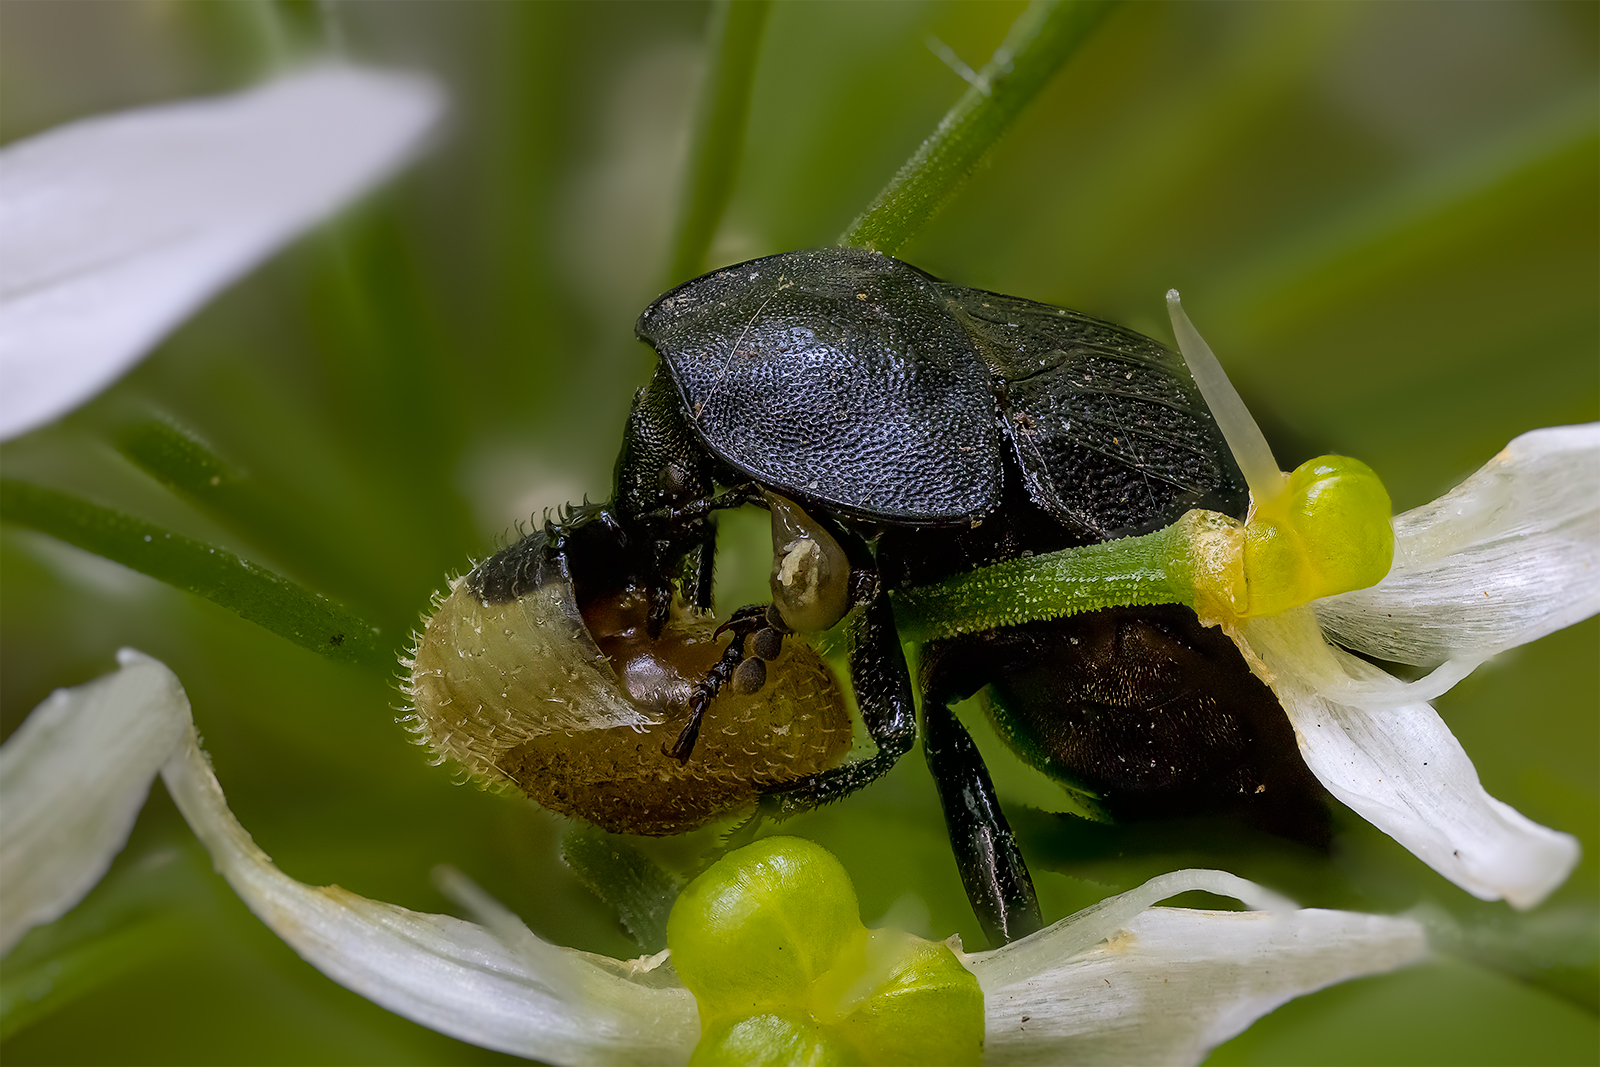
[839,0,1115,254]
[666,0,774,284]
[113,415,245,503]
[111,414,342,588]
[0,915,188,1041]
[559,824,680,953]
[0,480,390,670]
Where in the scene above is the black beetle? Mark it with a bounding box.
[410,247,1327,947]
[626,248,1327,942]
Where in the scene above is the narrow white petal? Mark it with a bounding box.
[1317,423,1600,669]
[1245,611,1580,909]
[0,64,443,441]
[970,869,1294,992]
[1165,290,1285,504]
[0,649,188,956]
[160,720,699,1065]
[966,874,1425,1066]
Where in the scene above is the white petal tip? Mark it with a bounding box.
[1246,613,1585,910]
[1162,290,1283,499]
[0,64,446,441]
[0,654,188,955]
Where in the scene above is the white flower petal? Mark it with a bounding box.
[966,871,1426,1066]
[1245,611,1580,909]
[1317,424,1600,669]
[966,869,1295,992]
[0,64,443,441]
[159,715,699,1065]
[0,649,188,956]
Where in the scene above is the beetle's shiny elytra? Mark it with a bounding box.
[638,249,1249,536]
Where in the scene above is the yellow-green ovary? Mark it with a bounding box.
[1242,454,1394,618]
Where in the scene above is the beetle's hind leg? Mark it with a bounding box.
[920,645,1043,948]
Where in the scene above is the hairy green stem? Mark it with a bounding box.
[667,0,773,284]
[840,0,1115,254]
[893,516,1211,642]
[1,480,389,670]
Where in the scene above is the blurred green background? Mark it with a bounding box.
[1,1,1595,1063]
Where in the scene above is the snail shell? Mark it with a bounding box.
[404,530,852,834]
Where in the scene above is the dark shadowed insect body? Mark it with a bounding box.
[410,247,1329,948]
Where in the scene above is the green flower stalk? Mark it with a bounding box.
[896,452,1394,641]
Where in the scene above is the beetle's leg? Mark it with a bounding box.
[634,482,761,528]
[665,605,772,762]
[760,576,917,810]
[920,648,1042,947]
[670,487,762,613]
[684,536,716,612]
[680,492,852,721]
[665,638,743,762]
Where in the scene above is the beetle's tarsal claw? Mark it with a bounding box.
[665,705,705,763]
[713,604,767,640]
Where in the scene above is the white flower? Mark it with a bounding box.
[1,653,1428,1066]
[1167,296,1593,910]
[0,64,442,441]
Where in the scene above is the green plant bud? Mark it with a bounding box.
[1243,455,1394,617]
[691,1012,863,1067]
[669,837,863,1018]
[669,837,985,1067]
[813,929,984,1067]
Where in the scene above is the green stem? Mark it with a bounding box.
[666,0,774,284]
[892,518,1202,643]
[114,415,244,503]
[111,415,333,594]
[839,0,1116,254]
[1,480,390,670]
[0,915,187,1041]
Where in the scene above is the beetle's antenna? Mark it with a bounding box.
[1166,290,1286,505]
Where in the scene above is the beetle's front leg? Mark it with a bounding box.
[614,364,720,631]
[920,646,1042,947]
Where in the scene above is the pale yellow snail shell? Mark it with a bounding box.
[403,530,852,834]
